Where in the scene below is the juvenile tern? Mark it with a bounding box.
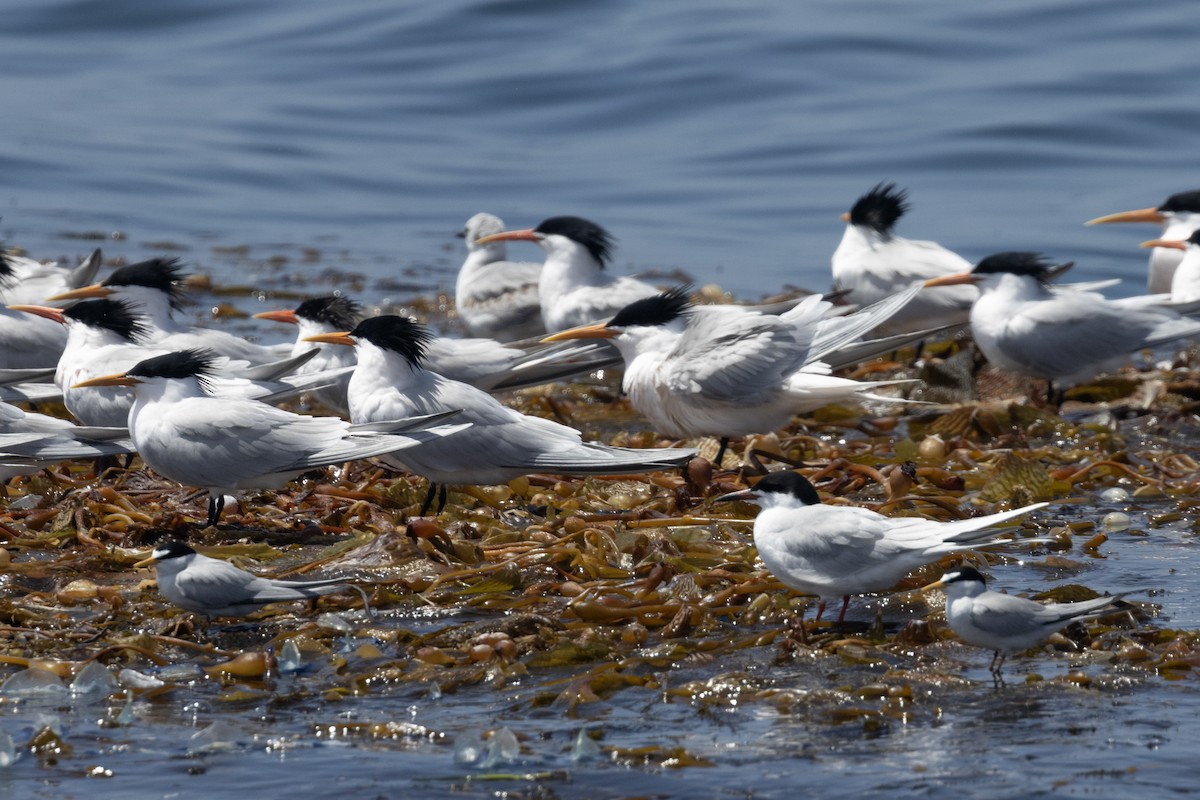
[305,315,695,515]
[455,213,544,341]
[50,258,290,364]
[135,541,370,619]
[716,470,1047,626]
[73,349,470,526]
[832,183,977,334]
[475,216,659,332]
[924,252,1200,389]
[922,566,1131,674]
[1087,189,1200,293]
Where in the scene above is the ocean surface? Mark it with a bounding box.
[2,2,1200,798]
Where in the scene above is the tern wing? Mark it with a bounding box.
[664,312,809,401]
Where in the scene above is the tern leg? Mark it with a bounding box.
[835,595,851,626]
[419,483,438,517]
[713,437,730,467]
[206,493,224,528]
[813,599,827,623]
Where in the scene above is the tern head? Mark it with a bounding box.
[72,348,218,388]
[134,540,197,569]
[715,470,822,508]
[306,315,432,367]
[924,252,1057,289]
[1086,190,1200,226]
[256,296,362,330]
[459,212,505,247]
[842,182,909,235]
[1140,228,1200,252]
[542,287,692,343]
[920,565,987,596]
[475,216,614,267]
[61,299,151,342]
[50,257,188,307]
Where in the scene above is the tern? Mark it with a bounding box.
[924,252,1200,390]
[475,216,659,333]
[455,213,544,341]
[1087,189,1200,293]
[545,287,918,463]
[1138,230,1200,304]
[73,349,470,526]
[304,315,696,515]
[0,253,68,369]
[49,257,290,364]
[135,541,370,620]
[922,566,1131,675]
[716,470,1047,627]
[832,183,977,334]
[255,295,619,404]
[3,247,102,305]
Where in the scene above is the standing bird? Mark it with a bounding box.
[544,287,918,463]
[72,349,470,526]
[924,252,1200,391]
[304,315,696,515]
[455,213,544,341]
[922,566,1131,675]
[832,183,977,334]
[475,216,659,333]
[49,257,290,364]
[715,470,1047,628]
[1087,189,1200,293]
[135,541,370,620]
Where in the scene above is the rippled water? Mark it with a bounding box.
[2,1,1200,797]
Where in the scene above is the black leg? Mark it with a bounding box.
[419,482,438,517]
[436,484,448,515]
[714,436,730,467]
[206,493,224,527]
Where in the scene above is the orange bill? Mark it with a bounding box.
[1085,207,1164,226]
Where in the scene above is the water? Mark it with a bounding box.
[2,1,1200,797]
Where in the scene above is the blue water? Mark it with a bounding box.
[2,0,1195,299]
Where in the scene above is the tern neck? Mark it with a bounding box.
[112,286,180,333]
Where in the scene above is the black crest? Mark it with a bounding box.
[153,541,196,560]
[848,182,909,234]
[534,216,614,267]
[1188,230,1200,246]
[296,296,362,330]
[349,315,432,366]
[0,251,14,288]
[63,299,150,343]
[972,252,1054,282]
[127,349,218,382]
[1159,190,1200,214]
[940,566,987,586]
[608,287,691,329]
[752,470,822,505]
[103,258,188,309]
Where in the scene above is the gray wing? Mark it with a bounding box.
[664,312,810,401]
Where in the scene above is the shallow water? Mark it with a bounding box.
[2,2,1200,798]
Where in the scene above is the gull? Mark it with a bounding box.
[1087,189,1200,293]
[73,349,470,526]
[475,215,659,333]
[922,565,1131,675]
[135,541,370,620]
[715,470,1047,627]
[455,212,544,341]
[49,257,290,364]
[924,252,1200,391]
[304,315,696,515]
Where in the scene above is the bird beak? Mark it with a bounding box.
[133,553,158,568]
[839,211,851,222]
[304,331,356,346]
[72,372,141,388]
[541,322,619,342]
[47,283,113,302]
[1085,207,1165,226]
[7,305,66,324]
[253,309,299,324]
[923,272,980,288]
[714,488,758,503]
[919,579,946,594]
[475,228,540,245]
[1140,238,1187,251]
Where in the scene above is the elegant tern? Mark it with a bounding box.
[475,216,659,333]
[135,541,370,619]
[3,247,102,305]
[455,213,544,341]
[305,315,695,515]
[716,470,1048,627]
[1139,230,1200,304]
[1087,189,1200,293]
[925,252,1200,388]
[922,566,1131,675]
[73,349,470,526]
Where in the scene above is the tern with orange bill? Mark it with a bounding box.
[1087,190,1200,293]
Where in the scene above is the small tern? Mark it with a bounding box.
[924,252,1200,390]
[716,470,1047,627]
[305,315,696,515]
[1087,189,1200,293]
[73,349,470,526]
[455,213,545,341]
[475,216,659,333]
[922,566,1131,675]
[135,541,370,619]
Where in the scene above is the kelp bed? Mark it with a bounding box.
[3,256,1200,795]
